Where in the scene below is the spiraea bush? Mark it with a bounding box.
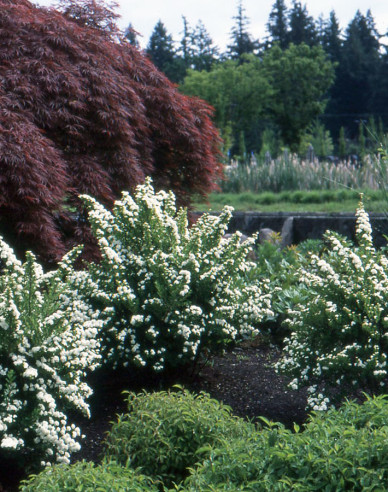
[0,239,102,468]
[276,198,388,410]
[184,395,388,491]
[80,178,273,371]
[104,387,254,486]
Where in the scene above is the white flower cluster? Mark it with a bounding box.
[276,198,388,409]
[80,178,273,371]
[0,240,101,467]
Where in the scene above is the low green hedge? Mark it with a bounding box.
[21,391,388,491]
[19,459,158,491]
[104,387,254,486]
[185,395,388,491]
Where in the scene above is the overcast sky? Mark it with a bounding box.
[33,1,388,50]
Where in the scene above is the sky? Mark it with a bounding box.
[33,0,388,50]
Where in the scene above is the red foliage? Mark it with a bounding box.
[0,0,222,264]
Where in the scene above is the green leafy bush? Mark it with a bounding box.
[20,459,158,491]
[185,395,388,491]
[249,240,322,339]
[276,198,388,409]
[80,178,272,371]
[0,239,102,468]
[104,387,254,485]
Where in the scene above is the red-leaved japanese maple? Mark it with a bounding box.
[0,0,222,264]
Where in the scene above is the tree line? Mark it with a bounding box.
[126,1,388,159]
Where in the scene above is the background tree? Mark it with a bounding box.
[320,11,342,62]
[146,20,181,82]
[180,55,272,155]
[287,1,317,46]
[329,10,381,137]
[228,0,258,59]
[266,0,289,49]
[178,16,194,70]
[0,0,222,264]
[124,22,140,47]
[262,43,335,149]
[190,20,219,71]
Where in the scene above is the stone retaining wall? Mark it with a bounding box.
[192,212,388,247]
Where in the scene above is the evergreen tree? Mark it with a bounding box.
[266,0,289,49]
[124,23,140,47]
[146,20,179,81]
[371,52,388,129]
[228,0,257,59]
[287,1,317,46]
[320,11,342,62]
[179,16,194,69]
[191,20,219,71]
[333,10,381,136]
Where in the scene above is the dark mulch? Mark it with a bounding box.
[70,338,309,462]
[2,338,308,491]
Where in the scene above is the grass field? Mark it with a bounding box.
[192,189,388,213]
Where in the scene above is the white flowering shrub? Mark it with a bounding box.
[276,198,388,410]
[80,178,272,371]
[0,240,102,468]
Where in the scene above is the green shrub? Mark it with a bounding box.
[250,240,317,339]
[104,387,254,485]
[20,459,158,491]
[276,198,388,409]
[185,395,388,491]
[79,178,273,371]
[255,192,277,205]
[0,240,101,468]
[289,190,305,203]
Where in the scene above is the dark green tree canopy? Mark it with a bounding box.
[228,0,258,58]
[146,20,178,80]
[287,1,317,46]
[124,22,140,47]
[191,20,219,71]
[262,43,334,148]
[320,11,342,62]
[266,0,289,49]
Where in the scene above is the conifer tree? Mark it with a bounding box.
[287,1,317,46]
[228,0,257,59]
[266,0,289,49]
[146,20,179,81]
[124,22,140,47]
[191,20,219,71]
[179,16,194,69]
[333,10,381,136]
[320,11,342,62]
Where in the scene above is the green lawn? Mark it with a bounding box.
[193,190,387,213]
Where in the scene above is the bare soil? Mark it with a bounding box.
[72,337,309,462]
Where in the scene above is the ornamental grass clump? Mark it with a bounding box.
[80,178,273,372]
[276,198,388,410]
[0,239,102,468]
